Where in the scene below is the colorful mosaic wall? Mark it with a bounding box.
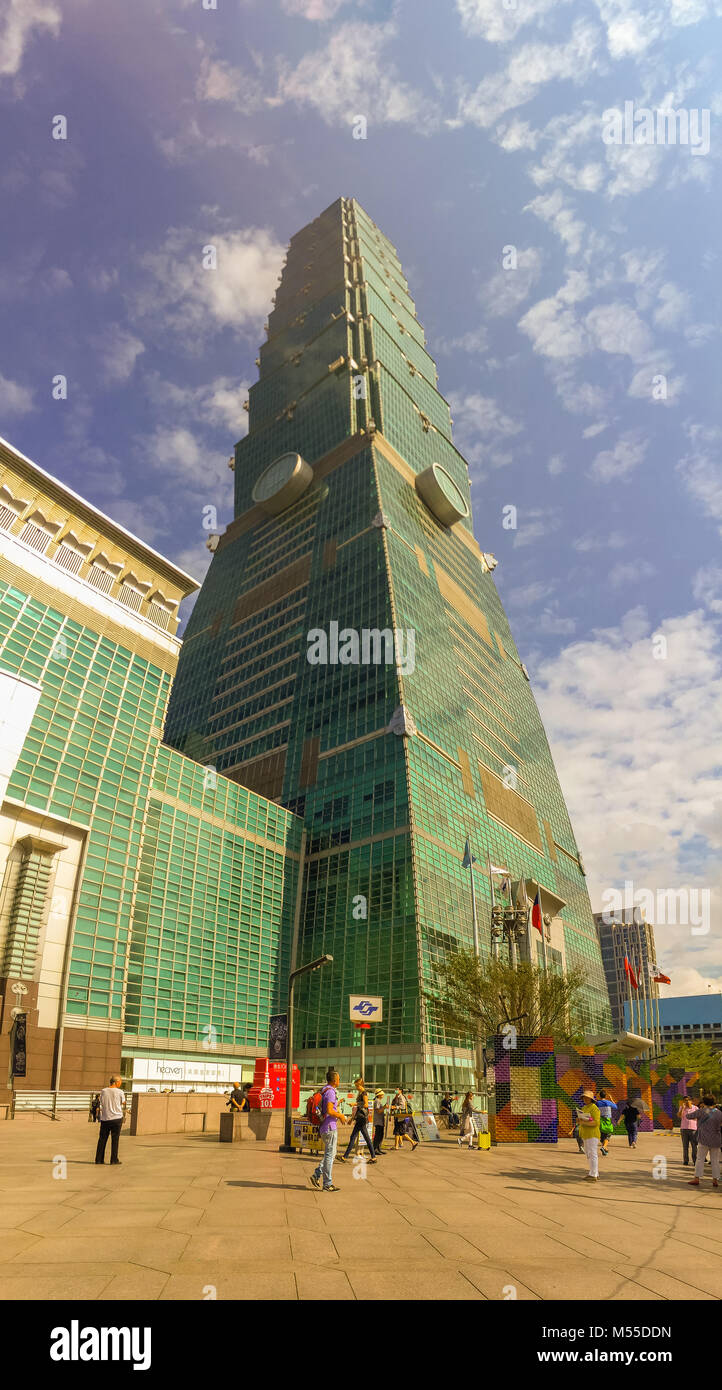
[491,1034,558,1144]
[490,1034,699,1143]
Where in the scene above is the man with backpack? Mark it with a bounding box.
[309,1068,349,1192]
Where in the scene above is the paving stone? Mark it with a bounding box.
[295,1268,355,1300]
[161,1271,297,1300]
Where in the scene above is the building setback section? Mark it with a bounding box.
[164,196,612,1090]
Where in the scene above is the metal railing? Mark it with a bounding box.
[10,1091,94,1119]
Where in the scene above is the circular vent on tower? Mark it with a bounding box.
[415,463,469,526]
[252,452,313,515]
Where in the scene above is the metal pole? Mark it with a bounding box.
[470,848,479,958]
[283,974,294,1151]
[360,1027,366,1082]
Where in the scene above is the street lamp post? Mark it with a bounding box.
[279,953,333,1152]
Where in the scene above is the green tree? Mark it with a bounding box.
[662,1039,722,1095]
[426,949,587,1049]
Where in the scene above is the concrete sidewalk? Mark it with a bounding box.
[0,1123,719,1300]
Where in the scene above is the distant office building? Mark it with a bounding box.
[594,906,661,1046]
[0,436,303,1103]
[625,993,722,1052]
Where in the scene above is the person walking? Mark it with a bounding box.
[391,1087,416,1150]
[309,1068,349,1192]
[597,1089,618,1157]
[621,1100,640,1148]
[679,1096,699,1167]
[440,1093,453,1129]
[90,1092,101,1123]
[457,1092,477,1150]
[572,1103,584,1153]
[94,1076,126,1166]
[577,1089,601,1181]
[338,1078,378,1164]
[372,1090,387,1155]
[404,1091,421,1146]
[688,1096,721,1188]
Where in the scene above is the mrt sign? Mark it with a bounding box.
[349,995,383,1022]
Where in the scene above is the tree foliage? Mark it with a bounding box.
[426,949,587,1048]
[662,1039,722,1095]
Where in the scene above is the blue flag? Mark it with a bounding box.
[461,839,477,869]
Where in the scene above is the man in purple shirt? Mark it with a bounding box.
[310,1068,349,1192]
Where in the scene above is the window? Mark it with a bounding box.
[118,583,144,612]
[54,542,85,574]
[19,520,53,553]
[147,600,174,630]
[88,562,118,594]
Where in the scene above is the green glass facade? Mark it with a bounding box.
[0,549,303,1093]
[165,196,612,1089]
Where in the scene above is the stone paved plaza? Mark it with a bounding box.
[0,1123,720,1301]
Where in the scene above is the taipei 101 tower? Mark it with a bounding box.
[164,197,611,1090]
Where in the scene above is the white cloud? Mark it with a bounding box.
[276,22,432,129]
[479,248,543,317]
[677,450,722,533]
[281,0,351,16]
[456,0,572,42]
[653,281,691,329]
[505,580,555,608]
[534,606,722,963]
[573,529,627,552]
[585,302,652,356]
[196,53,264,113]
[494,119,540,152]
[693,565,722,614]
[97,325,145,386]
[519,294,589,361]
[456,22,600,129]
[589,429,648,482]
[524,188,587,256]
[136,425,231,496]
[447,392,523,471]
[528,109,606,193]
[0,0,60,80]
[548,454,565,475]
[538,603,577,635]
[608,558,656,587]
[132,226,286,345]
[146,372,251,437]
[513,506,561,548]
[0,373,34,415]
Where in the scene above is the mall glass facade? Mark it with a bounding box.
[164,196,612,1090]
[0,438,303,1099]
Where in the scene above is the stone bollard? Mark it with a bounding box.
[219,1112,244,1143]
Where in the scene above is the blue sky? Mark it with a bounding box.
[1,0,721,996]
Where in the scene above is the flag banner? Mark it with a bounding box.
[531,890,543,936]
[624,957,639,990]
[653,972,671,985]
[461,839,477,868]
[489,864,510,874]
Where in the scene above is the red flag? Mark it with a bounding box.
[653,972,671,985]
[624,956,639,990]
[531,890,543,936]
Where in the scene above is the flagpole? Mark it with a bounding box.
[469,839,479,960]
[465,836,482,1095]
